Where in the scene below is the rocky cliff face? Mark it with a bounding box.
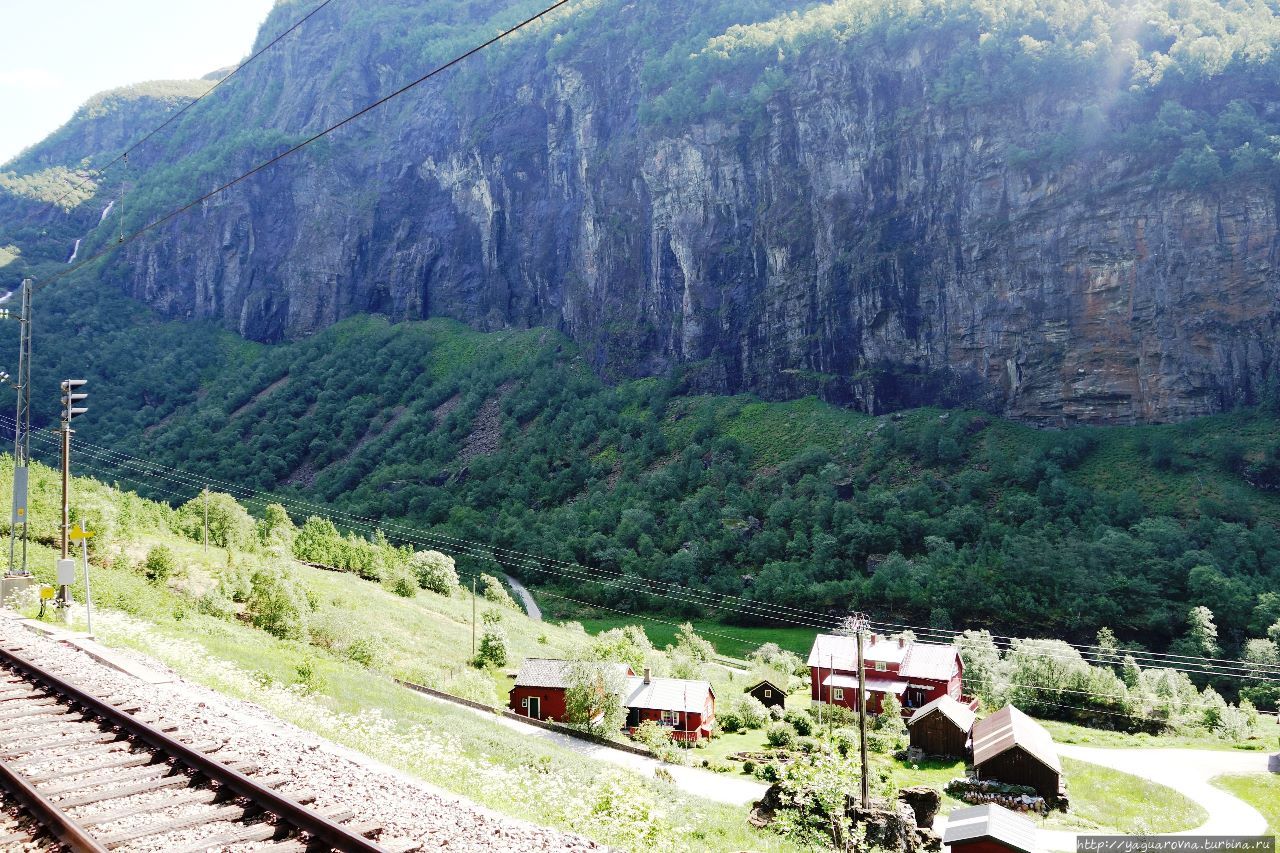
[10,1,1280,425]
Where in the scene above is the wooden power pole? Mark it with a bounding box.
[852,611,870,809]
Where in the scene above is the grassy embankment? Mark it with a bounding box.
[1212,774,1280,837]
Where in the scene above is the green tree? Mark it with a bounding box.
[292,516,342,565]
[479,573,517,607]
[411,550,460,596]
[177,492,256,551]
[473,624,508,668]
[245,565,310,640]
[564,661,628,734]
[257,503,296,549]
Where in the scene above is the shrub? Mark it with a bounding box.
[345,635,386,668]
[742,759,756,774]
[717,708,743,733]
[295,657,324,693]
[412,550,460,595]
[195,588,235,619]
[245,565,310,640]
[734,695,770,730]
[382,562,417,598]
[473,624,508,668]
[479,573,517,607]
[482,608,503,625]
[632,719,671,748]
[765,721,797,748]
[768,704,786,721]
[143,545,178,583]
[785,709,814,736]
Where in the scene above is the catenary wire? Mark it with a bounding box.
[24,421,1279,683]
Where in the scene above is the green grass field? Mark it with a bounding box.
[567,615,817,660]
[1040,718,1275,752]
[1038,758,1207,834]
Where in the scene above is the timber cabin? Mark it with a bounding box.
[971,705,1065,801]
[623,668,716,742]
[745,679,786,709]
[509,658,634,722]
[907,694,977,758]
[942,804,1038,853]
[807,633,968,714]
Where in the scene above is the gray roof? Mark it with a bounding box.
[908,694,977,732]
[624,676,714,713]
[512,658,632,689]
[942,804,1037,853]
[972,705,1061,773]
[806,633,959,681]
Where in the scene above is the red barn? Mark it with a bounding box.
[942,804,1037,853]
[808,633,965,714]
[508,658,633,722]
[623,669,716,742]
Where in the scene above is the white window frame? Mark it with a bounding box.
[521,697,529,708]
[875,661,887,672]
[763,689,772,698]
[832,687,844,702]
[660,710,679,727]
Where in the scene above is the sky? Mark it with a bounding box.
[0,0,277,165]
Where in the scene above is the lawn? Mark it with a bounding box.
[1212,774,1280,837]
[1038,757,1207,834]
[567,615,817,660]
[1040,717,1275,752]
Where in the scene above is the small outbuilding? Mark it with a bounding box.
[971,705,1063,801]
[942,803,1037,853]
[623,669,716,742]
[907,694,976,758]
[745,679,786,710]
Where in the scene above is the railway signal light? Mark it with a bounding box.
[60,379,87,422]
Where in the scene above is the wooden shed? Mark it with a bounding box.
[942,804,1037,853]
[971,705,1064,801]
[745,680,786,710]
[907,694,976,758]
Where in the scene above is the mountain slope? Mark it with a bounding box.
[5,0,1280,422]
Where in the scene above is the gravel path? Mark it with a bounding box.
[0,614,597,852]
[409,687,767,805]
[502,573,541,622]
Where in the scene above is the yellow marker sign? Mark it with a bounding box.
[38,586,54,601]
[69,527,93,543]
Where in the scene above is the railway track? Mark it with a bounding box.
[0,641,405,853]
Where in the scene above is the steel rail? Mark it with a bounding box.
[0,751,107,853]
[0,644,387,853]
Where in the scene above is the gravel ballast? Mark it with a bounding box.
[0,614,598,852]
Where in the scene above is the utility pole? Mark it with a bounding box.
[203,487,209,554]
[6,280,32,576]
[851,611,870,809]
[57,380,88,609]
[471,576,477,659]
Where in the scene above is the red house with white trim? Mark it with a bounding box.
[508,658,633,722]
[623,668,716,742]
[807,633,966,715]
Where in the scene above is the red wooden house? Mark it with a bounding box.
[508,658,633,722]
[623,669,716,742]
[807,633,966,714]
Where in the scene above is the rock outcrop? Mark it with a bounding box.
[5,1,1280,424]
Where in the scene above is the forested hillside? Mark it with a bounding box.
[5,278,1279,701]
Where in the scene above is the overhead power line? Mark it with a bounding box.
[31,0,572,296]
[10,420,1279,718]
[18,418,1278,684]
[9,0,335,228]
